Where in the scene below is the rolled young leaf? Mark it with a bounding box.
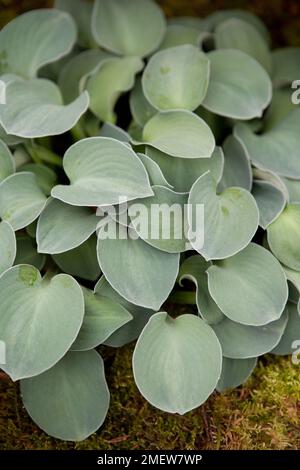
[133,312,222,414]
[0,265,84,380]
[21,350,110,441]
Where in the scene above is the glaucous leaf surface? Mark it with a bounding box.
[53,235,100,282]
[0,9,76,79]
[234,109,300,178]
[216,357,257,392]
[0,172,47,231]
[146,146,224,193]
[264,88,297,132]
[188,171,259,260]
[212,312,288,359]
[97,221,179,310]
[178,255,224,325]
[99,122,131,142]
[71,287,132,351]
[218,135,252,192]
[207,243,288,326]
[58,50,112,104]
[37,198,98,254]
[87,56,144,123]
[129,77,156,127]
[55,0,97,48]
[0,139,14,182]
[92,0,166,57]
[272,48,300,86]
[158,25,201,50]
[133,312,222,414]
[215,18,272,73]
[252,181,286,229]
[202,50,272,119]
[281,177,300,204]
[0,265,84,380]
[15,235,46,271]
[206,9,271,44]
[253,167,289,201]
[271,303,300,355]
[129,186,189,253]
[0,221,16,275]
[95,276,154,347]
[51,137,153,206]
[21,350,109,441]
[137,153,172,188]
[19,164,57,196]
[140,110,215,159]
[0,78,89,138]
[267,204,300,271]
[142,45,209,111]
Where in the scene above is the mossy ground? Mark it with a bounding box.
[0,0,300,451]
[0,348,299,450]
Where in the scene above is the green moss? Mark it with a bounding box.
[0,348,299,450]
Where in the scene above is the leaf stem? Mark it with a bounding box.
[25,143,63,167]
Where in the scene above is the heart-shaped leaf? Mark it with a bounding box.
[0,78,89,138]
[216,357,257,392]
[188,171,259,260]
[53,235,100,282]
[21,350,109,441]
[0,139,14,182]
[87,56,144,123]
[234,109,300,178]
[92,0,166,57]
[218,135,252,192]
[212,312,288,359]
[0,9,76,79]
[215,18,272,72]
[97,220,179,310]
[15,235,46,271]
[71,287,132,351]
[37,198,98,254]
[142,45,209,111]
[0,265,84,380]
[252,181,286,229]
[133,312,222,414]
[267,204,300,271]
[129,186,189,253]
[0,221,16,275]
[95,276,153,347]
[202,50,272,119]
[146,145,224,193]
[52,137,153,206]
[178,255,224,325]
[207,243,288,326]
[271,302,300,355]
[0,172,47,231]
[55,0,97,48]
[140,110,215,159]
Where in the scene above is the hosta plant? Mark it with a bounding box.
[0,0,300,441]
